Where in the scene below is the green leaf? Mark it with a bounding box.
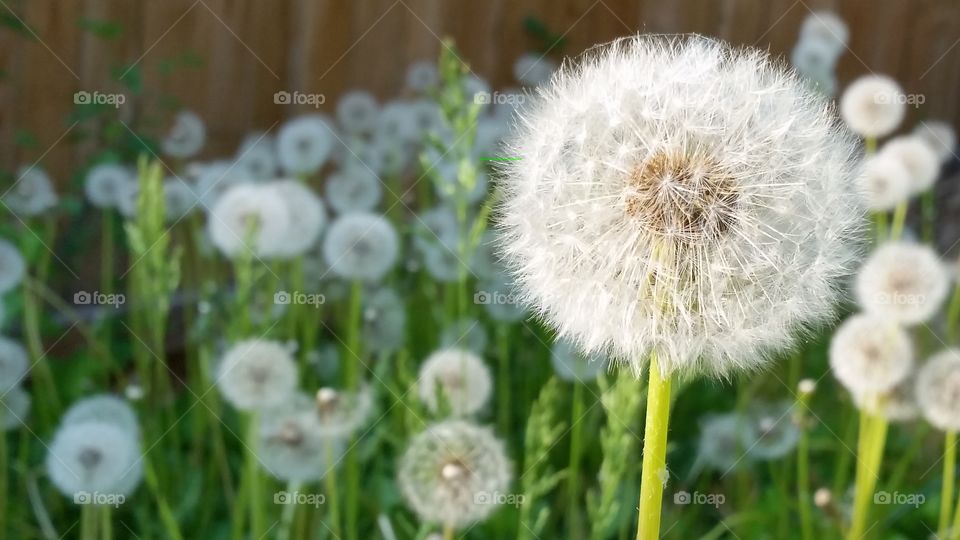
[111,64,143,94]
[0,12,35,40]
[14,129,39,149]
[77,18,123,40]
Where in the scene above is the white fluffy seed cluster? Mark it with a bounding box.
[497,35,864,377]
[840,75,906,139]
[915,349,960,432]
[417,348,492,417]
[397,420,511,529]
[791,11,849,95]
[46,395,143,498]
[855,242,950,327]
[216,339,299,411]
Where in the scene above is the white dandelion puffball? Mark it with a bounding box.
[235,133,279,180]
[0,337,28,392]
[697,413,756,472]
[550,338,606,383]
[513,52,557,87]
[840,75,905,139]
[418,348,492,417]
[5,166,58,216]
[853,374,918,422]
[0,239,26,294]
[406,60,439,93]
[362,287,407,354]
[440,318,488,354]
[398,420,511,529]
[420,241,465,284]
[216,339,299,411]
[914,120,957,163]
[857,152,912,212]
[799,11,849,53]
[259,395,339,482]
[337,90,380,135]
[277,114,335,176]
[115,180,140,219]
[271,180,327,258]
[62,394,140,437]
[830,313,913,395]
[163,177,198,222]
[376,102,421,144]
[85,163,134,209]
[746,401,800,460]
[855,242,949,326]
[1,385,30,430]
[790,38,840,80]
[879,135,941,195]
[207,183,292,259]
[311,386,375,438]
[325,167,383,214]
[916,349,960,432]
[46,421,142,497]
[322,212,399,282]
[162,110,206,158]
[497,35,864,377]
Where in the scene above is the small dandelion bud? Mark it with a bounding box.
[855,242,950,326]
[798,379,817,395]
[840,75,905,139]
[814,488,833,508]
[913,120,957,164]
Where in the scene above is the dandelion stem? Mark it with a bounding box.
[99,505,112,540]
[796,398,813,540]
[277,480,301,540]
[636,354,671,540]
[945,284,960,343]
[847,407,888,540]
[245,413,266,538]
[0,432,6,540]
[323,440,342,538]
[443,523,455,540]
[941,431,957,539]
[889,202,908,241]
[80,503,96,540]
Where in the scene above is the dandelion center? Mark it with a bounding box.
[625,150,739,245]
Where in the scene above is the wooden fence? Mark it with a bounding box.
[2,0,959,184]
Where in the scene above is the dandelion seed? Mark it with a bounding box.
[840,75,905,139]
[418,348,492,417]
[322,212,399,282]
[855,241,949,326]
[216,339,299,411]
[830,313,913,395]
[162,111,206,159]
[497,35,863,376]
[915,349,960,432]
[84,164,134,209]
[397,420,511,529]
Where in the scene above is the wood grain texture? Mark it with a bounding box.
[1,0,958,184]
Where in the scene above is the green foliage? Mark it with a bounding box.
[517,377,567,540]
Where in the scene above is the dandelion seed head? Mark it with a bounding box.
[914,120,957,164]
[46,421,142,497]
[62,394,140,437]
[852,373,919,422]
[0,239,26,295]
[259,394,341,482]
[406,61,439,93]
[163,177,198,222]
[1,385,30,430]
[397,420,512,529]
[418,348,492,417]
[799,11,849,53]
[235,133,279,180]
[745,401,800,460]
[830,313,913,395]
[84,164,134,209]
[207,183,292,259]
[310,385,375,438]
[322,212,399,282]
[326,167,383,214]
[697,412,756,472]
[162,111,206,159]
[337,90,380,135]
[277,115,335,176]
[879,135,942,195]
[790,38,839,81]
[271,180,327,258]
[498,35,864,377]
[5,166,58,217]
[840,75,905,138]
[0,337,28,393]
[916,349,960,432]
[216,339,299,411]
[857,152,912,212]
[362,287,407,354]
[855,242,949,326]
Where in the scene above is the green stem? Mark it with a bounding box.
[277,481,301,540]
[323,440,342,539]
[246,413,265,538]
[144,454,183,540]
[946,284,960,343]
[99,505,112,540]
[497,326,511,437]
[636,354,672,540]
[941,431,957,539]
[890,202,908,241]
[80,503,96,540]
[847,408,888,540]
[0,433,6,540]
[568,380,585,536]
[921,190,936,244]
[344,281,363,389]
[22,277,58,429]
[797,400,813,540]
[444,523,455,540]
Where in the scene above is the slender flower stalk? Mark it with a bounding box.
[637,355,671,540]
[940,431,956,539]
